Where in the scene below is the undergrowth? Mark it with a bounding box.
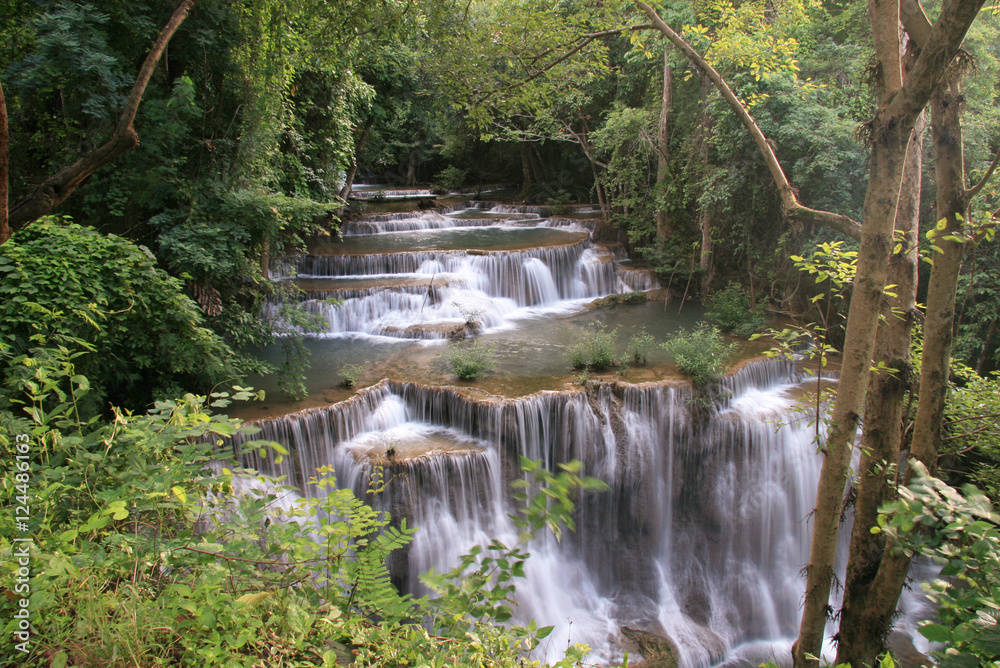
[0,343,610,667]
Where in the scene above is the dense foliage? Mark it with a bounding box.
[2,0,1000,664]
[876,464,1000,668]
[0,218,242,411]
[0,347,609,666]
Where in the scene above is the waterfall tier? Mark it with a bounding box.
[226,360,825,667]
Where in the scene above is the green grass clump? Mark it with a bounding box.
[568,324,620,371]
[340,363,365,387]
[661,323,736,386]
[443,340,498,379]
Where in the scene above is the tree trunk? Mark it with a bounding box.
[834,74,972,668]
[8,0,196,233]
[566,122,612,237]
[656,47,673,238]
[792,0,915,660]
[520,143,533,196]
[406,149,417,186]
[834,113,923,668]
[698,77,715,295]
[909,74,968,469]
[339,118,373,201]
[0,81,9,245]
[260,236,271,280]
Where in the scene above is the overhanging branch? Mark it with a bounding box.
[8,0,196,233]
[968,144,1000,200]
[633,1,862,240]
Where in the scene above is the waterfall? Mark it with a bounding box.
[223,361,840,666]
[267,208,659,339]
[269,243,629,339]
[344,213,500,235]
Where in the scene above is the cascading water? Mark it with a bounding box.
[269,206,655,340]
[223,359,855,666]
[237,201,937,666]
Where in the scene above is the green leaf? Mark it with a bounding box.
[918,623,953,642]
[172,486,187,504]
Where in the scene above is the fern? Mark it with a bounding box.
[344,520,419,623]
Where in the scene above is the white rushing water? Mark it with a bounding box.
[225,360,879,666]
[268,207,658,340]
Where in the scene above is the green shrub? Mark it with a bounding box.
[340,363,365,387]
[0,217,243,412]
[567,324,620,371]
[875,463,999,667]
[705,282,768,337]
[626,328,656,365]
[443,340,498,379]
[661,323,736,386]
[434,166,468,191]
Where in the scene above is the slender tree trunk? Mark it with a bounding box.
[8,0,196,232]
[0,81,9,245]
[339,119,373,201]
[656,47,673,238]
[909,74,968,469]
[835,113,923,668]
[520,143,533,196]
[260,236,271,280]
[978,317,998,375]
[698,77,715,296]
[406,149,417,186]
[567,122,612,237]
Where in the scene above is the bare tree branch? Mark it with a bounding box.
[968,143,1000,199]
[7,0,196,234]
[634,1,863,241]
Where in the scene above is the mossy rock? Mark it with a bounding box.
[591,291,648,309]
[620,625,679,668]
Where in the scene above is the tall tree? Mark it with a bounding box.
[835,1,1000,662]
[633,1,985,665]
[655,46,673,238]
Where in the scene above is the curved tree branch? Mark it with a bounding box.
[7,0,196,234]
[968,144,1000,200]
[634,1,862,240]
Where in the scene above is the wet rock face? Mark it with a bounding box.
[620,625,680,668]
[380,322,473,340]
